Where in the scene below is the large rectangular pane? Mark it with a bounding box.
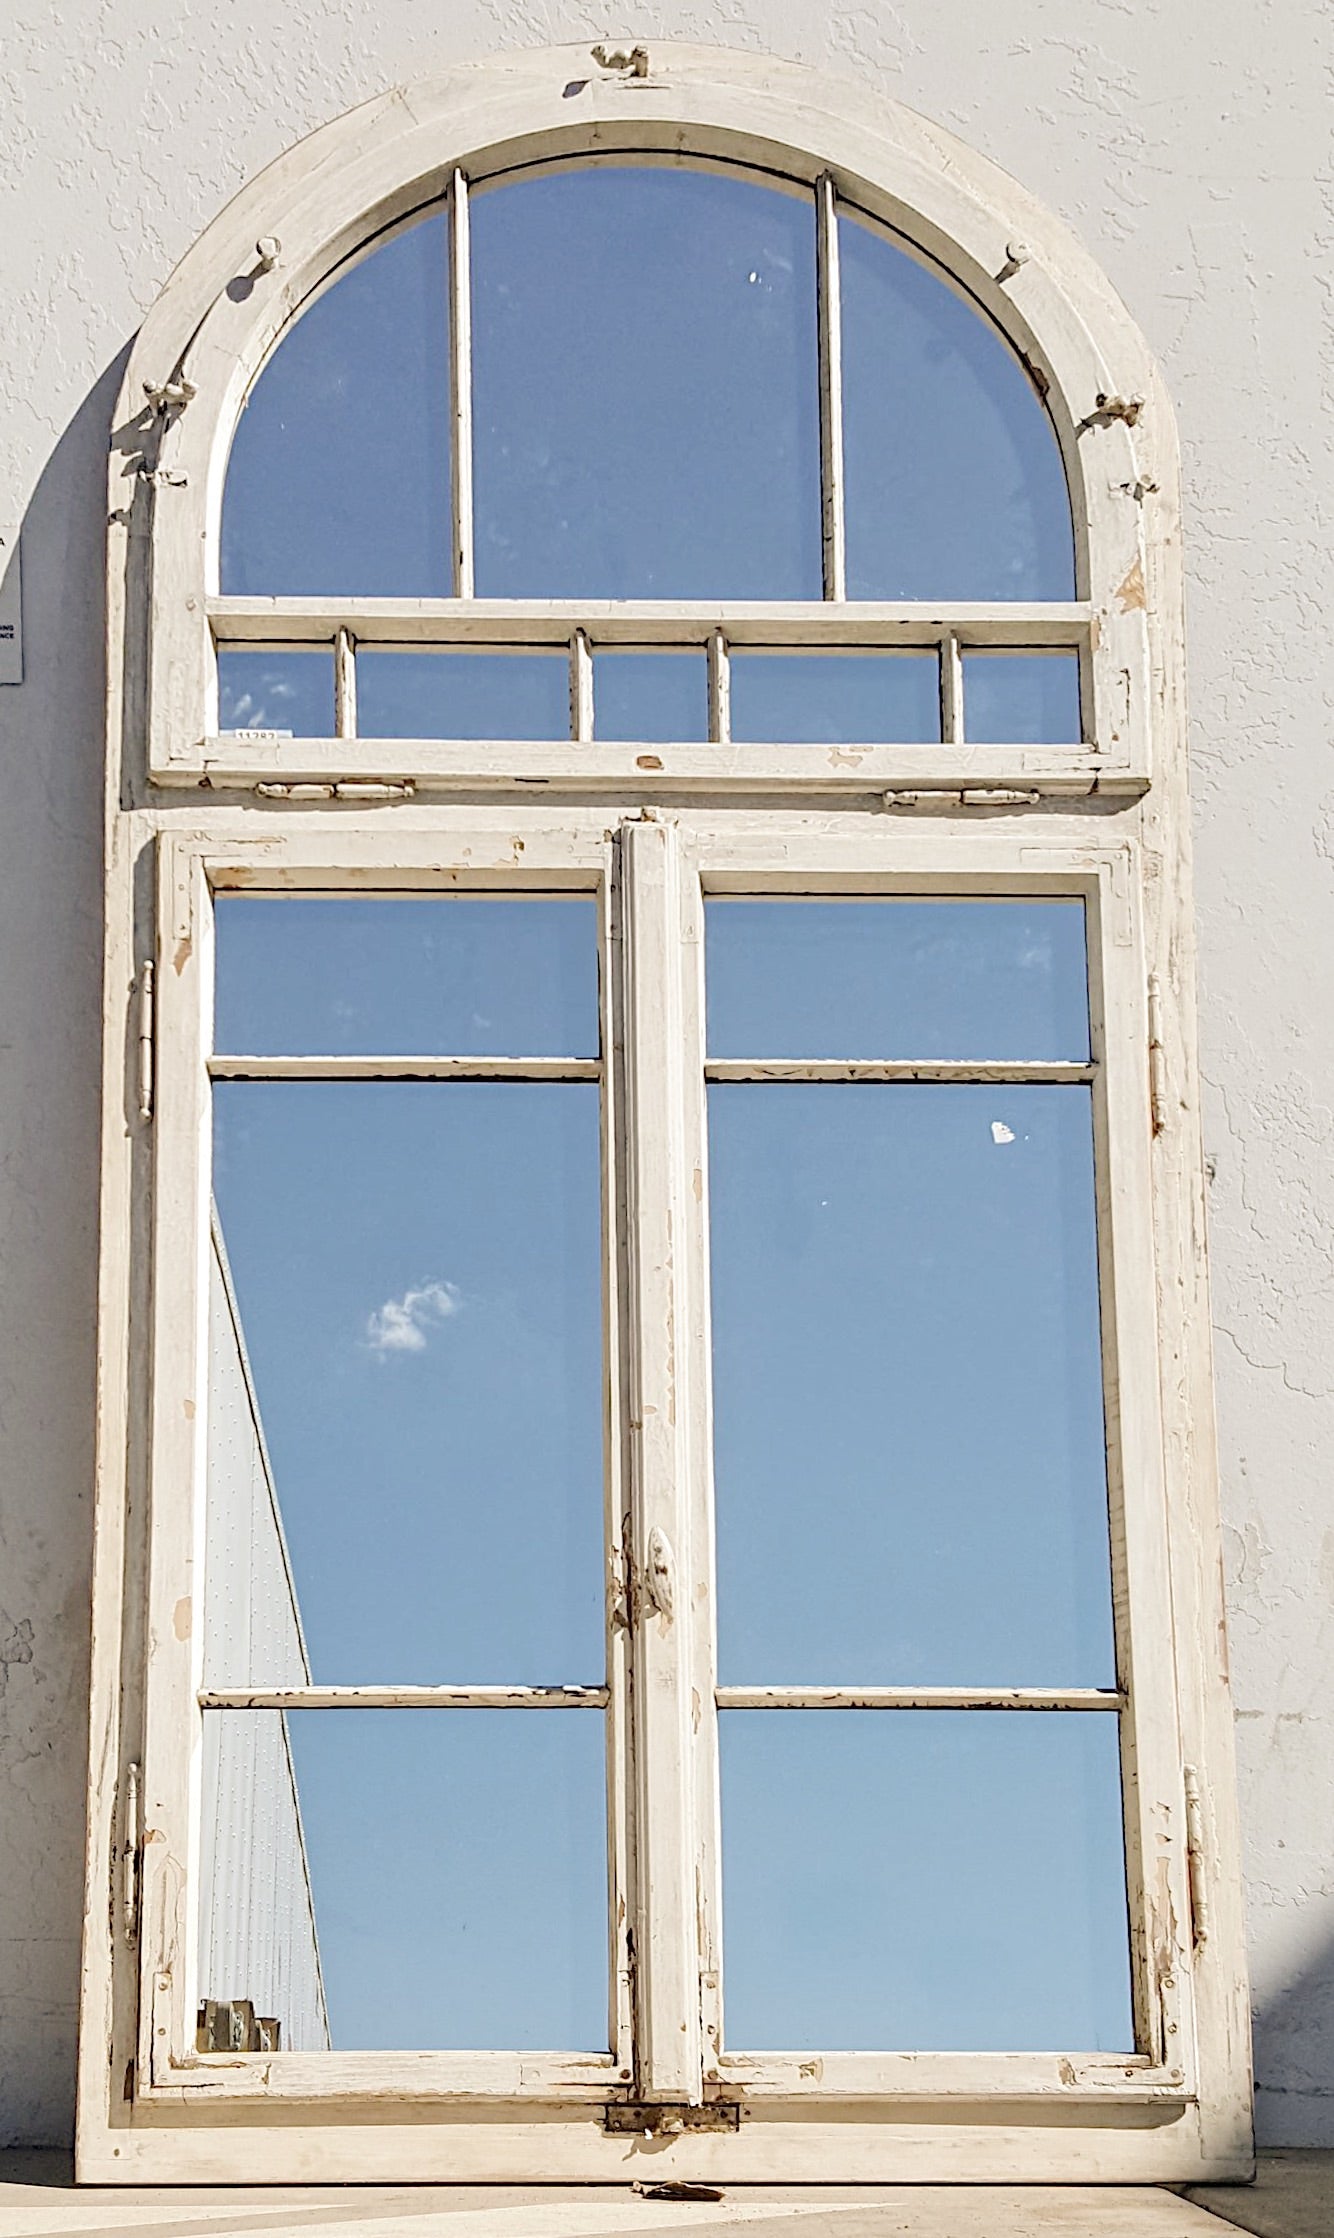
[719,1710,1132,2052]
[729,653,940,744]
[471,166,821,598]
[708,1084,1114,1688]
[199,1710,608,2051]
[214,896,599,1058]
[706,899,1090,1063]
[208,1082,604,1685]
[356,651,571,741]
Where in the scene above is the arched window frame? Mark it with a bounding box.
[84,43,1251,2189]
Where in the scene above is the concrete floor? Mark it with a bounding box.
[1184,2152,1334,2237]
[0,2153,1323,2238]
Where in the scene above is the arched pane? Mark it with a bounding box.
[221,215,451,596]
[841,215,1075,600]
[471,166,822,599]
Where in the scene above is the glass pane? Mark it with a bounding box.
[472,165,821,598]
[708,1085,1113,1688]
[214,897,599,1058]
[964,652,1083,743]
[840,213,1075,599]
[218,651,334,737]
[221,215,450,596]
[208,1082,604,1684]
[719,1710,1132,2051]
[729,653,939,744]
[199,1710,607,2050]
[706,899,1090,1063]
[357,651,570,741]
[592,652,708,742]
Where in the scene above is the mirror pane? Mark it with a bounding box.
[840,213,1075,600]
[214,897,599,1058]
[964,652,1082,742]
[719,1709,1133,2051]
[471,165,821,598]
[208,1081,604,1685]
[199,1709,608,2050]
[708,1084,1113,1688]
[218,650,335,737]
[706,898,1090,1063]
[357,651,571,740]
[729,653,940,743]
[221,215,451,596]
[592,652,709,741]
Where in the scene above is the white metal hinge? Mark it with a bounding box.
[136,962,155,1123]
[121,1759,141,1942]
[1184,1765,1211,1949]
[254,780,416,803]
[1147,971,1168,1135]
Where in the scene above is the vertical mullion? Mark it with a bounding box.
[941,631,965,746]
[600,853,634,2081]
[448,169,475,600]
[678,851,725,2084]
[707,629,730,746]
[620,816,704,2103]
[817,174,847,604]
[333,626,356,739]
[572,629,594,743]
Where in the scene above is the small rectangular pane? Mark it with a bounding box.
[214,897,599,1058]
[709,1085,1113,1688]
[964,652,1082,743]
[729,653,940,743]
[592,652,708,742]
[706,898,1090,1062]
[719,1710,1132,2052]
[357,651,570,741]
[199,1710,608,2051]
[208,1082,604,1685]
[218,650,334,737]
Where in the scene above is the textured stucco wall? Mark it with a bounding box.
[1,0,1330,2151]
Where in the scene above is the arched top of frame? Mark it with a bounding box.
[218,160,1076,605]
[116,43,1175,778]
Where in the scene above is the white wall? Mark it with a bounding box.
[1,0,1329,2148]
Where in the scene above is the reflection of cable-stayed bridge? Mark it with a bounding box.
[197,1211,330,2051]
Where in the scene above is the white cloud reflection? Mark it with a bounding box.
[365,1280,461,1354]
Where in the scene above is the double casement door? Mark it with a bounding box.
[130,810,1200,2177]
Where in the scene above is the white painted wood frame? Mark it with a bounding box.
[83,40,1250,2189]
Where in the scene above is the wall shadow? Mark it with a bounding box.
[0,345,131,2145]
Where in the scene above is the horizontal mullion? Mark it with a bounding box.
[704,1059,1095,1085]
[715,1686,1125,1711]
[207,1054,600,1081]
[208,596,1092,649]
[199,1685,609,1710]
